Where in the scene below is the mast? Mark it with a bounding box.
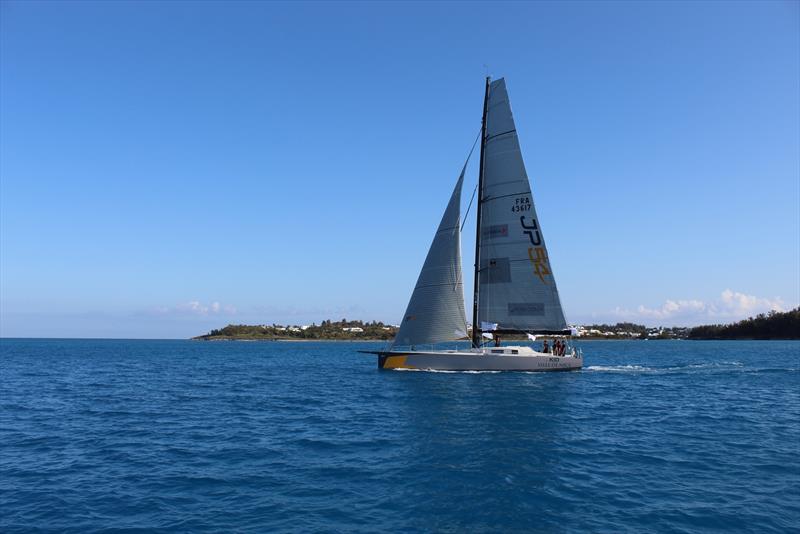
[471,76,490,348]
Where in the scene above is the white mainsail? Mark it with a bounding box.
[392,170,468,348]
[476,78,568,333]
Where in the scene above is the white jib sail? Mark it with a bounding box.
[393,171,468,348]
[476,78,568,332]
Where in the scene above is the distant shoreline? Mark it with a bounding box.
[194,309,799,342]
[190,336,800,342]
[193,337,390,342]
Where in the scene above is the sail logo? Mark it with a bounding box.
[528,247,552,284]
[520,216,550,283]
[483,225,509,238]
[520,216,541,246]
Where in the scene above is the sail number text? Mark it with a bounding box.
[511,196,531,213]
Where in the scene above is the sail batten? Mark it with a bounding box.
[475,78,568,333]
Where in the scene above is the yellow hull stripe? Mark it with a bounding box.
[382,355,416,369]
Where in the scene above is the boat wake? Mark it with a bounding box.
[586,365,650,373]
[585,361,800,374]
[390,362,796,375]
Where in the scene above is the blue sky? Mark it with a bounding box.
[1,1,798,338]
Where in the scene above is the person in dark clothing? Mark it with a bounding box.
[542,340,550,353]
[494,335,501,347]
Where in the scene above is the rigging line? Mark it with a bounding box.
[465,126,482,164]
[461,183,478,233]
[459,126,482,233]
[452,127,483,308]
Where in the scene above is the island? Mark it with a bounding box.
[687,308,799,340]
[193,320,399,341]
[194,308,799,341]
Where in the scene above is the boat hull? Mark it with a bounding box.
[376,350,582,372]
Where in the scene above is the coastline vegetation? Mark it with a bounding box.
[687,308,799,340]
[575,323,688,339]
[195,308,799,341]
[194,320,398,341]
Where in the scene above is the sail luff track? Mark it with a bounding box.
[471,76,491,348]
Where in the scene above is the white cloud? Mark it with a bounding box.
[155,301,237,316]
[718,289,783,316]
[610,289,785,326]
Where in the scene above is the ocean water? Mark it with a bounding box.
[1,339,798,533]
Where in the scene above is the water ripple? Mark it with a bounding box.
[1,338,798,532]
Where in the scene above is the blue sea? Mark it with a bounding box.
[1,339,798,533]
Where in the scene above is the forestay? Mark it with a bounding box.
[476,78,568,333]
[392,170,468,348]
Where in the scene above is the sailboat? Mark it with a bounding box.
[368,77,582,372]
